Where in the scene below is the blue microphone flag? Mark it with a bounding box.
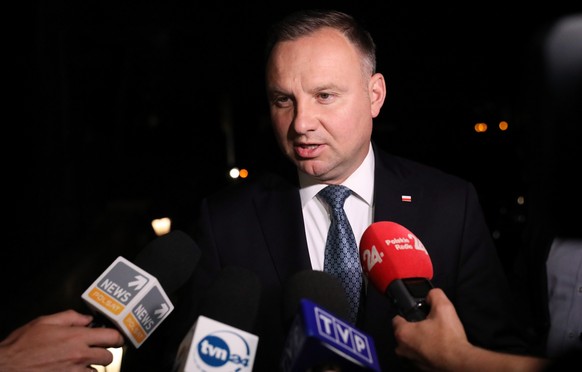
[280,298,380,372]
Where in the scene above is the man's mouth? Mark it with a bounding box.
[294,143,324,158]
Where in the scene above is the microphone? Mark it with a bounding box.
[280,270,381,372]
[359,221,434,322]
[81,230,201,348]
[173,265,261,372]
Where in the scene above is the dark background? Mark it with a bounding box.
[3,0,580,343]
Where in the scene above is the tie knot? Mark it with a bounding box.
[319,185,351,210]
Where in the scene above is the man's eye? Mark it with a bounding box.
[273,96,292,107]
[317,92,336,103]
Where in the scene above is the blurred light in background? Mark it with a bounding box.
[151,217,172,236]
[229,167,249,179]
[229,167,240,178]
[474,122,488,132]
[517,195,525,205]
[473,120,510,133]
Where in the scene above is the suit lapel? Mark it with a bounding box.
[361,147,425,320]
[254,174,312,283]
[373,148,423,228]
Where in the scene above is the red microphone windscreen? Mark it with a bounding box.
[359,221,433,293]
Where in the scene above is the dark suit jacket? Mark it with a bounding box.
[163,144,528,371]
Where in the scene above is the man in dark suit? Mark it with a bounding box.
[165,9,529,371]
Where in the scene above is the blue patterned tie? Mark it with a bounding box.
[319,185,362,324]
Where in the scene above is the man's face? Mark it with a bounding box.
[265,27,385,184]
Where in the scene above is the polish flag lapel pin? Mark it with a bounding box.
[401,195,412,202]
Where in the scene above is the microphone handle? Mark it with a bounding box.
[386,278,433,322]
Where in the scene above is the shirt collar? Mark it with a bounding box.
[298,143,375,207]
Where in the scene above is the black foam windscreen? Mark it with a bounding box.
[282,270,351,327]
[133,230,201,294]
[198,265,262,332]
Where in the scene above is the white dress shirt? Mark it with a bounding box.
[546,237,582,357]
[299,143,375,271]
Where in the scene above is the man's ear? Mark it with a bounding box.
[369,72,386,118]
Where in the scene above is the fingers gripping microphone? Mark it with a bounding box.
[173,266,261,372]
[359,221,434,322]
[280,270,381,372]
[81,230,201,347]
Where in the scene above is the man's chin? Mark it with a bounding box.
[296,161,336,182]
